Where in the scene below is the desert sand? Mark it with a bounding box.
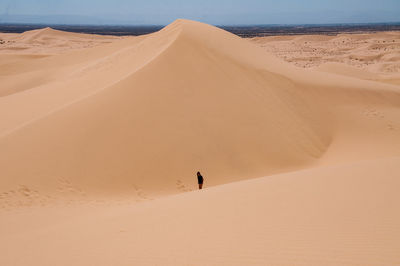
[0,19,399,265]
[250,31,400,85]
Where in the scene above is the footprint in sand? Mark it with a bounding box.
[176,180,192,192]
[56,177,86,197]
[363,107,399,131]
[132,185,152,200]
[0,185,43,207]
[363,107,385,120]
[387,123,395,130]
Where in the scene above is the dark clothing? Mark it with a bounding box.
[197,174,204,184]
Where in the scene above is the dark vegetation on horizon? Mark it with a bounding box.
[224,23,400,37]
[0,23,399,37]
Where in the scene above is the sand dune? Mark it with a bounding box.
[0,27,122,55]
[0,19,400,265]
[251,31,400,79]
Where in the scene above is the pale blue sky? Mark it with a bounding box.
[0,0,399,25]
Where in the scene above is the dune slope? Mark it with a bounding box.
[1,156,399,265]
[1,20,400,205]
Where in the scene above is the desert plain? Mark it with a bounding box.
[0,19,400,265]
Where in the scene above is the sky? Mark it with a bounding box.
[0,0,399,25]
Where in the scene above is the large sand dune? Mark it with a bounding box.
[1,19,400,265]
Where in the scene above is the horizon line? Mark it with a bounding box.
[1,21,400,27]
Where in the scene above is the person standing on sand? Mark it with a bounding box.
[197,171,204,190]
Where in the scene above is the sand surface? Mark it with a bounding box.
[0,20,400,265]
[250,32,400,85]
[0,27,123,55]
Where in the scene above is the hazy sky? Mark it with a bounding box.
[0,0,399,25]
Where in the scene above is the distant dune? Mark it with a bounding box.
[0,27,122,55]
[250,32,400,84]
[0,19,399,265]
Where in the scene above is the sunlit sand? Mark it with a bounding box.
[1,19,399,265]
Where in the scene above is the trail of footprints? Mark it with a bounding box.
[362,107,396,131]
[176,179,192,192]
[132,185,153,201]
[57,177,87,197]
[0,185,44,208]
[1,178,195,209]
[0,177,88,209]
